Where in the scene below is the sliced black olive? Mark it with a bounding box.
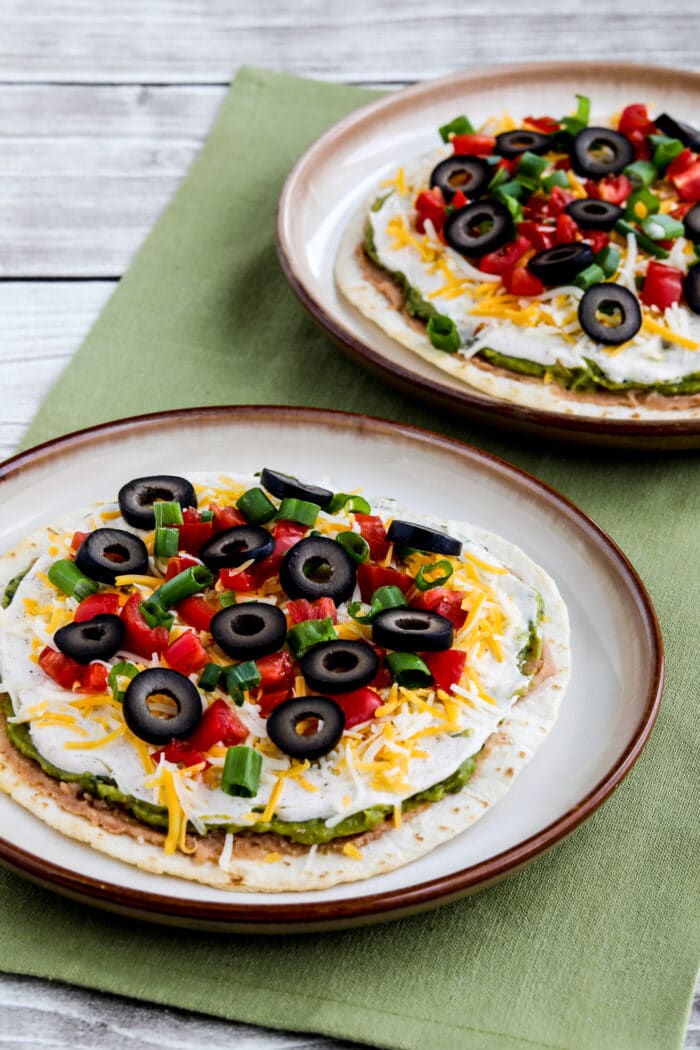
[372,608,453,653]
[495,129,551,159]
[565,198,623,231]
[118,475,196,529]
[266,697,345,760]
[279,536,356,604]
[654,113,700,152]
[210,602,287,661]
[260,468,332,510]
[528,242,595,287]
[444,200,514,258]
[300,641,379,696]
[683,204,700,244]
[578,283,642,345]
[570,127,634,178]
[122,668,202,745]
[683,264,700,315]
[75,528,149,585]
[386,520,462,556]
[429,155,490,203]
[54,614,125,665]
[199,525,274,570]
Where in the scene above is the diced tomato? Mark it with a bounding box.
[209,505,246,533]
[121,592,169,658]
[328,687,382,729]
[503,266,543,296]
[671,202,695,220]
[670,160,700,203]
[421,649,466,694]
[153,740,209,769]
[163,630,210,676]
[523,115,560,134]
[451,133,495,156]
[478,235,530,275]
[356,564,414,603]
[517,220,557,252]
[587,175,633,205]
[38,646,83,689]
[77,662,109,694]
[523,195,552,222]
[176,516,213,555]
[174,595,220,632]
[188,698,247,751]
[415,187,446,234]
[165,554,200,580]
[554,157,571,171]
[452,189,468,210]
[617,104,656,158]
[411,587,468,630]
[219,566,258,591]
[640,261,684,311]
[368,645,392,690]
[73,593,120,622]
[555,212,580,244]
[666,148,694,181]
[583,230,610,254]
[257,688,293,717]
[547,186,576,216]
[354,513,390,561]
[71,531,89,552]
[494,157,515,176]
[287,597,338,625]
[256,650,295,694]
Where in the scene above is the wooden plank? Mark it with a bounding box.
[0,0,698,83]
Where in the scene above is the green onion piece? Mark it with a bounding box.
[225,661,262,706]
[199,662,224,691]
[516,150,548,188]
[573,263,607,291]
[140,564,214,628]
[236,487,277,524]
[154,526,179,559]
[107,661,138,703]
[624,159,658,188]
[487,165,510,191]
[139,602,175,630]
[438,114,474,142]
[153,501,184,528]
[47,560,99,601]
[385,652,433,689]
[624,187,660,221]
[199,509,214,523]
[348,584,408,625]
[594,245,621,277]
[276,498,320,527]
[218,590,238,608]
[651,137,684,172]
[335,531,370,564]
[327,492,372,515]
[492,188,524,222]
[287,617,337,659]
[641,213,685,241]
[494,178,526,201]
[541,170,569,191]
[561,93,590,136]
[414,559,454,591]
[221,745,262,798]
[615,219,670,260]
[427,313,461,353]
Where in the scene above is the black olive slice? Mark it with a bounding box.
[74,528,149,585]
[444,200,515,258]
[300,641,379,696]
[429,155,490,203]
[54,614,125,665]
[683,204,700,244]
[279,537,356,604]
[260,468,332,510]
[386,520,462,556]
[495,130,551,159]
[210,602,287,661]
[683,264,700,315]
[578,284,642,345]
[266,697,345,760]
[528,242,595,287]
[118,475,196,529]
[570,127,634,178]
[122,668,202,745]
[654,113,700,152]
[199,525,274,570]
[565,198,624,231]
[372,608,453,653]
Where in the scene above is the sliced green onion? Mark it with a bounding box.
[487,165,510,191]
[438,115,474,143]
[199,662,224,691]
[493,178,526,201]
[221,745,262,798]
[492,188,524,222]
[154,526,179,559]
[276,498,320,527]
[199,509,214,523]
[140,565,214,627]
[327,492,372,515]
[414,559,454,591]
[541,169,570,191]
[385,652,433,689]
[225,661,262,706]
[139,602,175,630]
[624,159,658,188]
[107,661,138,703]
[615,219,670,260]
[153,501,184,528]
[561,93,590,136]
[237,487,277,524]
[348,584,407,625]
[650,136,684,172]
[287,617,337,659]
[335,531,370,564]
[427,313,461,353]
[573,263,607,291]
[624,187,660,221]
[218,590,238,608]
[516,150,548,189]
[47,560,99,601]
[641,213,685,241]
[594,245,621,277]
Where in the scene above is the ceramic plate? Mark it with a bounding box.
[0,407,662,932]
[277,62,700,450]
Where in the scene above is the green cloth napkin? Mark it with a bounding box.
[7,66,699,1050]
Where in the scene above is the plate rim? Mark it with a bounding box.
[0,405,664,929]
[275,60,700,446]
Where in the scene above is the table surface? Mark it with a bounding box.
[1,2,698,1047]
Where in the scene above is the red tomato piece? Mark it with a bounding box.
[555,212,580,244]
[164,630,210,676]
[671,202,695,220]
[587,175,633,205]
[153,740,209,769]
[523,115,560,134]
[356,564,414,603]
[666,148,694,180]
[640,261,684,311]
[209,505,246,533]
[188,699,247,752]
[523,195,551,222]
[38,646,83,689]
[478,236,530,276]
[517,221,557,252]
[583,230,610,254]
[354,513,390,561]
[174,595,220,632]
[670,160,700,203]
[121,592,169,658]
[73,593,120,623]
[328,687,383,729]
[411,587,468,630]
[287,597,338,625]
[165,554,200,580]
[77,662,109,694]
[71,531,89,552]
[548,186,576,217]
[451,133,495,156]
[176,519,213,555]
[554,157,571,171]
[421,649,466,694]
[503,267,543,297]
[415,187,446,234]
[257,688,293,717]
[618,103,655,138]
[256,650,295,693]
[451,189,468,210]
[494,157,516,176]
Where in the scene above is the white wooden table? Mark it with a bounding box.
[1,2,698,1046]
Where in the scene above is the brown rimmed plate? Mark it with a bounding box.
[0,406,662,932]
[276,62,700,450]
